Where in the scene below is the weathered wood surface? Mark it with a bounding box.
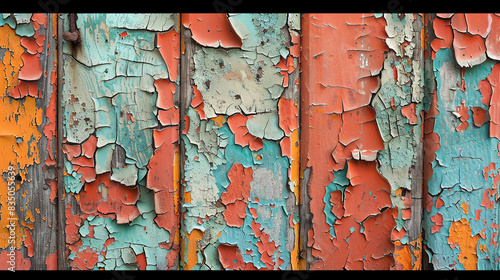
[0,13,58,270]
[0,13,499,271]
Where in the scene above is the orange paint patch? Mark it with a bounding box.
[18,52,43,81]
[447,218,480,270]
[183,229,203,270]
[464,13,492,38]
[72,246,99,270]
[430,17,453,58]
[147,125,180,243]
[9,80,40,99]
[452,30,487,67]
[0,250,31,270]
[119,31,129,39]
[460,202,469,215]
[393,244,412,270]
[485,15,500,60]
[45,250,57,270]
[278,97,298,137]
[430,213,443,233]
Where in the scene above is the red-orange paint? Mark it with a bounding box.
[181,13,242,48]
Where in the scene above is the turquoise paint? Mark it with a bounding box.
[228,13,289,63]
[216,123,292,269]
[61,13,178,270]
[322,165,350,238]
[63,158,83,193]
[424,48,500,270]
[182,117,293,269]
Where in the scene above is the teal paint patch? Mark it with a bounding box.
[228,13,289,63]
[323,165,350,238]
[61,13,179,270]
[424,48,500,270]
[64,159,84,193]
[216,123,292,269]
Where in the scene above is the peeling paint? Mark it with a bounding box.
[300,13,400,270]
[0,13,58,270]
[423,15,500,269]
[61,13,180,270]
[4,12,500,271]
[180,13,300,270]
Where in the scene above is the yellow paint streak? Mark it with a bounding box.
[52,14,58,40]
[183,229,203,270]
[290,129,300,205]
[291,217,300,270]
[447,218,480,270]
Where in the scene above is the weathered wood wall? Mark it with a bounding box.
[0,13,498,271]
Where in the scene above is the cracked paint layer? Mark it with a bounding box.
[300,13,402,270]
[5,12,500,271]
[371,13,426,270]
[180,13,300,270]
[0,13,58,270]
[423,13,500,270]
[61,13,180,270]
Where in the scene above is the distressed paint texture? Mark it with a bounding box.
[4,13,500,271]
[180,13,300,270]
[372,13,425,270]
[300,13,401,270]
[60,13,180,270]
[0,13,58,270]
[423,13,500,270]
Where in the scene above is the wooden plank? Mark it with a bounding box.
[179,13,300,270]
[300,13,426,270]
[59,13,180,270]
[423,13,500,270]
[0,13,59,271]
